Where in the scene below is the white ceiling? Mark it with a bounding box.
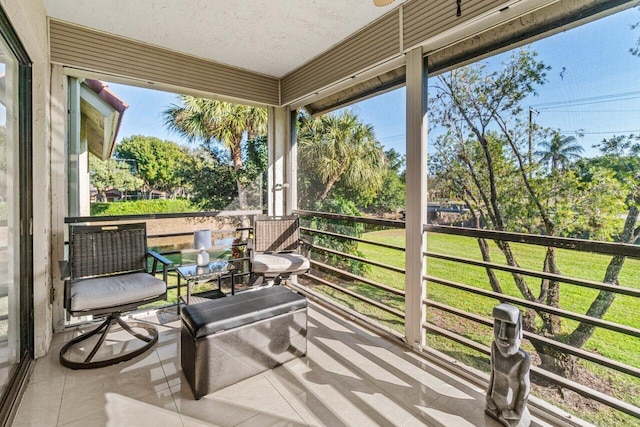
[43,0,406,78]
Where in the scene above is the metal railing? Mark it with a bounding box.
[293,210,640,422]
[423,224,640,419]
[294,210,406,326]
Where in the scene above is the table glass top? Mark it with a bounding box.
[176,260,231,280]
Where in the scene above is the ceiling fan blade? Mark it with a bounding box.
[373,0,395,7]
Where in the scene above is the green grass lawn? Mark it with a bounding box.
[311,227,640,426]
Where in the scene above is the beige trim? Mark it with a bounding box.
[49,19,280,106]
[49,0,631,113]
[281,10,401,105]
[403,0,508,50]
[298,0,631,116]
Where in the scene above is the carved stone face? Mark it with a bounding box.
[494,318,521,357]
[492,303,522,358]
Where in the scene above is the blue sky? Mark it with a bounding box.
[109,6,640,160]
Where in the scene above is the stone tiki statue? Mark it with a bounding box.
[485,303,531,427]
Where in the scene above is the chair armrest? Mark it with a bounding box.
[147,250,173,283]
[59,260,71,281]
[148,250,173,266]
[299,237,313,257]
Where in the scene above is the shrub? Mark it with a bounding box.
[305,198,370,276]
[90,199,198,216]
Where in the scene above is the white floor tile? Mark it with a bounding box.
[16,303,574,427]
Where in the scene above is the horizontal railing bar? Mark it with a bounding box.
[65,210,264,224]
[289,279,406,341]
[295,209,405,229]
[313,244,406,274]
[425,251,640,298]
[425,225,640,258]
[425,275,640,339]
[304,272,405,319]
[423,322,640,418]
[301,227,406,252]
[530,367,640,419]
[425,322,489,354]
[425,298,640,379]
[312,260,405,297]
[148,228,241,239]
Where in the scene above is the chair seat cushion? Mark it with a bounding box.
[252,253,310,275]
[70,272,166,312]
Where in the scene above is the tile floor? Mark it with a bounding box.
[13,303,555,426]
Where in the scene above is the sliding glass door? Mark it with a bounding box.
[0,4,32,424]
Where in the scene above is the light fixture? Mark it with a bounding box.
[373,0,395,7]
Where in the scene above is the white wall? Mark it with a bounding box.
[0,0,52,358]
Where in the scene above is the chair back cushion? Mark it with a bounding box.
[253,215,300,253]
[70,223,147,279]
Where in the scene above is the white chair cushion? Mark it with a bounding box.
[70,272,166,312]
[252,253,310,276]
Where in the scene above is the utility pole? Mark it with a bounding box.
[528,107,538,177]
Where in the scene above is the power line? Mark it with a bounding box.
[531,90,640,109]
[541,109,640,113]
[559,129,640,135]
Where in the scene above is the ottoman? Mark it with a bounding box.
[180,286,307,399]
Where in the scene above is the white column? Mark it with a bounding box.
[50,64,69,332]
[267,106,291,216]
[404,47,428,349]
[67,78,81,217]
[79,121,90,216]
[286,109,297,215]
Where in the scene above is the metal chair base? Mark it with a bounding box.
[59,314,158,369]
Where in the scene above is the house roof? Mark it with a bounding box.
[81,79,128,160]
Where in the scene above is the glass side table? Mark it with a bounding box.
[175,259,236,313]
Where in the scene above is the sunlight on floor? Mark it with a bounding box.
[13,302,556,426]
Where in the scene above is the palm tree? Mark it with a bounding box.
[298,110,386,201]
[163,97,267,209]
[536,132,584,172]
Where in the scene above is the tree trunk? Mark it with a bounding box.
[477,238,503,294]
[319,165,346,201]
[230,139,246,210]
[541,247,562,336]
[567,204,639,348]
[534,343,578,378]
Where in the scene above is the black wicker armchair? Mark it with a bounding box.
[59,223,172,369]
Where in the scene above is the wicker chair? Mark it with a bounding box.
[249,215,310,286]
[59,223,172,369]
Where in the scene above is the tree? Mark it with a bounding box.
[566,136,640,348]
[181,147,236,210]
[89,154,143,201]
[429,48,629,376]
[536,132,584,172]
[163,97,267,210]
[367,148,406,214]
[298,109,386,204]
[114,135,191,198]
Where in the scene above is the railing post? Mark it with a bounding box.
[405,47,428,349]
